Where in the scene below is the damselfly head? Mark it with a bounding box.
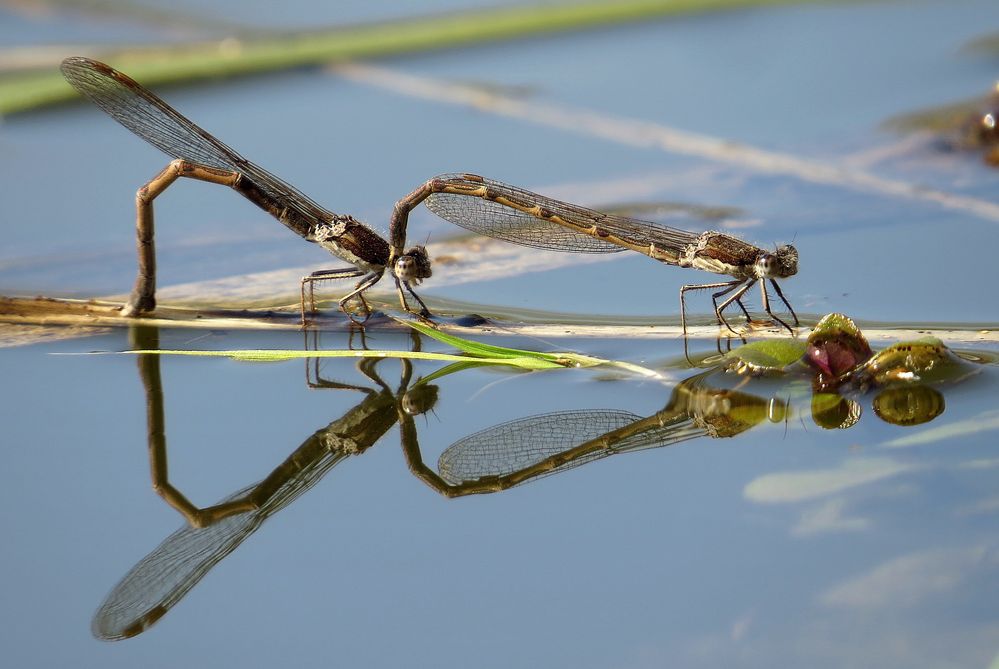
[756,245,798,279]
[394,246,433,283]
[776,244,799,276]
[401,384,440,416]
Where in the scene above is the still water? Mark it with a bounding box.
[2,0,999,666]
[2,326,998,667]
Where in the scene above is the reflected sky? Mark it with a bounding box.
[2,324,997,667]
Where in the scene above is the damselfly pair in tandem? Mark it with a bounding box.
[61,56,799,333]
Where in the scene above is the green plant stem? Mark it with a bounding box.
[3,0,851,115]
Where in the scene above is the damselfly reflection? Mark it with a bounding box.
[96,330,960,639]
[402,370,789,497]
[92,327,437,641]
[403,363,959,497]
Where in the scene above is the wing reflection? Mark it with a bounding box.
[92,326,436,640]
[403,370,786,497]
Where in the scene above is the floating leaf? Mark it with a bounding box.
[858,337,979,387]
[725,338,807,375]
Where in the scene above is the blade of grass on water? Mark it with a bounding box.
[115,319,662,377]
[400,319,663,378]
[0,0,859,115]
[122,348,566,369]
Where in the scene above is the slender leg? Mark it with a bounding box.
[347,323,370,352]
[759,279,794,333]
[711,281,752,323]
[337,271,385,326]
[769,279,800,328]
[126,159,242,316]
[132,324,257,527]
[714,332,745,357]
[733,297,753,322]
[299,267,366,324]
[394,276,432,318]
[394,276,411,315]
[716,280,755,334]
[679,280,743,335]
[405,282,431,317]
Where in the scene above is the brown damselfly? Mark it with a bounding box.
[389,173,799,333]
[60,56,432,323]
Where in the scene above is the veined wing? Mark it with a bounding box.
[92,438,349,640]
[438,408,702,487]
[425,174,701,254]
[90,481,265,641]
[438,410,639,483]
[60,57,333,236]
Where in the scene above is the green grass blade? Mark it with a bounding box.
[400,320,663,378]
[1,0,861,115]
[116,318,662,377]
[415,360,499,384]
[126,348,564,369]
[401,319,562,361]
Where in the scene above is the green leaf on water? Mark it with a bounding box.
[399,319,663,378]
[414,360,498,384]
[401,319,562,361]
[726,338,807,374]
[119,319,661,378]
[859,337,979,386]
[125,348,566,369]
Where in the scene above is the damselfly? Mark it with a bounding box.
[389,173,799,333]
[60,56,432,322]
[401,369,787,497]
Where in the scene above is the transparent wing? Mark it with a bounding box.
[425,174,701,254]
[90,481,263,641]
[60,56,333,234]
[437,406,710,489]
[426,192,624,253]
[92,442,349,640]
[438,410,641,483]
